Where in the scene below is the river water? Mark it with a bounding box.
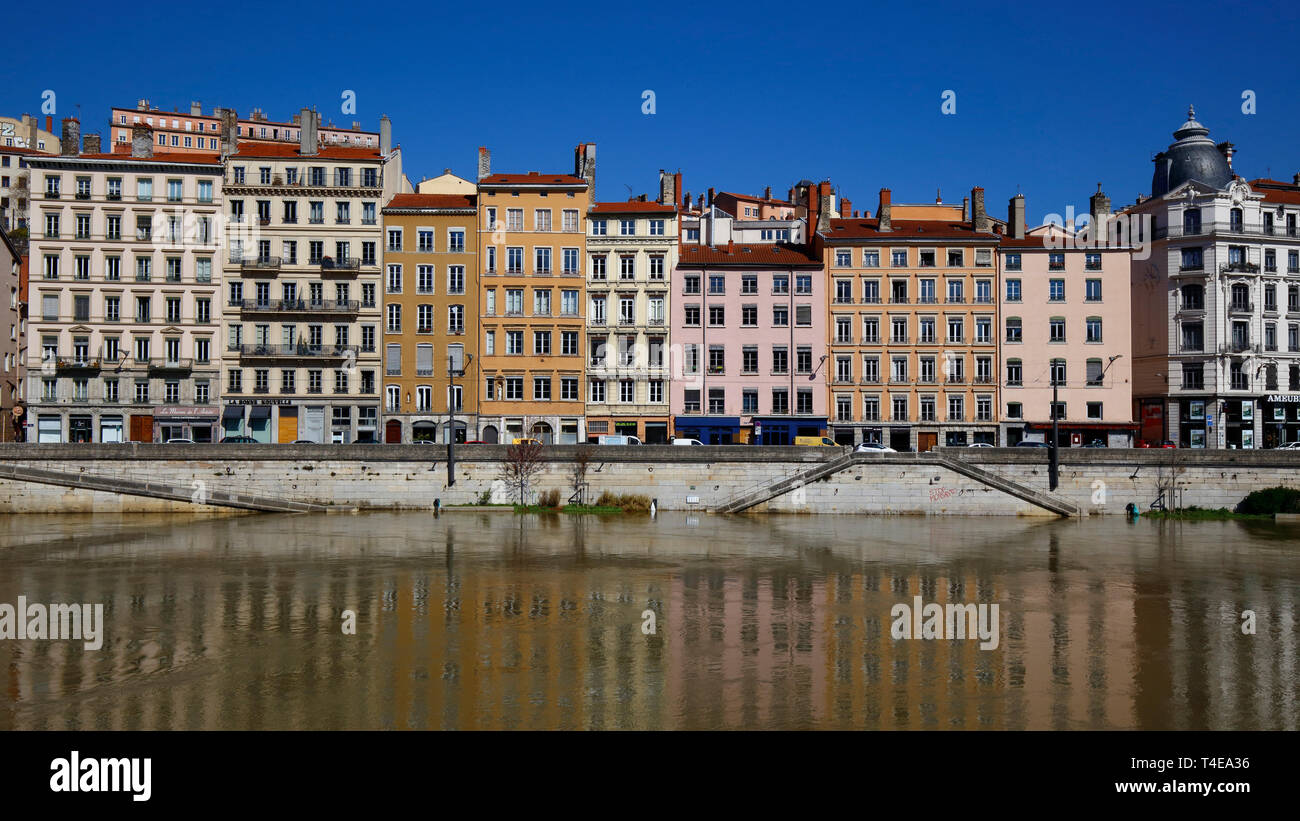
[0,512,1295,730]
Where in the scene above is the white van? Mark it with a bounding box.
[671,437,704,446]
[597,434,641,445]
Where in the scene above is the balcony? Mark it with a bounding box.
[320,257,361,275]
[232,256,282,274]
[1228,301,1254,313]
[44,190,61,199]
[239,299,360,315]
[1221,262,1260,274]
[230,344,359,361]
[1222,342,1257,354]
[149,359,193,372]
[55,358,101,372]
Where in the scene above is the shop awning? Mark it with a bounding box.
[248,406,272,421]
[221,405,244,421]
[674,416,739,428]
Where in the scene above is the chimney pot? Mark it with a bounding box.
[1008,194,1025,240]
[477,146,491,181]
[130,123,153,158]
[380,114,392,155]
[83,134,101,155]
[970,187,989,232]
[299,107,318,156]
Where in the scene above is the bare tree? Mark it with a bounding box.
[499,441,546,505]
[569,445,592,504]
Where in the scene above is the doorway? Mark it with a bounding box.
[917,431,937,452]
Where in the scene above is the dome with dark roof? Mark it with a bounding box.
[1151,106,1234,196]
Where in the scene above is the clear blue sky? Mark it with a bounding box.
[5,0,1297,223]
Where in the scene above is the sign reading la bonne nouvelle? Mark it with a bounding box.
[230,398,293,405]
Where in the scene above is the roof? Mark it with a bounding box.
[383,193,476,211]
[590,201,676,214]
[0,145,49,156]
[716,191,793,207]
[479,172,587,187]
[677,243,821,268]
[823,217,998,241]
[1248,178,1300,205]
[231,141,383,160]
[0,224,20,264]
[29,151,222,167]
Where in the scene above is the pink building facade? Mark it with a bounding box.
[670,242,827,444]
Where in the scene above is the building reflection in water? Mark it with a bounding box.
[0,512,1295,730]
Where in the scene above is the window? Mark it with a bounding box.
[795,275,812,294]
[795,305,812,326]
[684,304,700,326]
[533,330,550,355]
[1049,317,1065,343]
[863,250,880,267]
[1005,402,1022,419]
[708,305,725,326]
[1085,253,1101,270]
[947,249,963,267]
[533,377,551,401]
[835,250,852,267]
[1006,317,1022,343]
[773,305,788,326]
[589,379,606,402]
[1085,317,1102,343]
[1181,248,1203,270]
[891,249,907,267]
[506,331,523,354]
[1085,279,1102,302]
[1086,359,1104,386]
[1049,279,1065,301]
[1006,359,1022,386]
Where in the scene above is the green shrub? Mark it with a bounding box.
[1236,486,1300,515]
[538,488,561,508]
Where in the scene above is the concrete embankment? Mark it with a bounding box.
[0,443,1296,516]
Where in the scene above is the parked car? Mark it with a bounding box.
[290,439,318,444]
[795,436,837,447]
[597,434,642,445]
[854,441,898,453]
[967,442,994,448]
[1159,440,1177,448]
[165,437,196,444]
[671,438,704,446]
[220,435,258,444]
[1081,439,1107,448]
[1274,441,1300,450]
[511,438,542,446]
[1015,440,1050,448]
[463,440,488,445]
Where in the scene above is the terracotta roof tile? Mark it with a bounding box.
[677,243,821,267]
[232,141,382,160]
[32,151,222,166]
[479,172,586,186]
[824,217,998,240]
[384,193,476,210]
[590,201,676,214]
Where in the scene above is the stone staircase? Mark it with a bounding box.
[0,463,350,514]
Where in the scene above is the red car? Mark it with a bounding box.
[1137,440,1177,448]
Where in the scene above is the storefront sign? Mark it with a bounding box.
[1266,394,1300,403]
[230,399,293,406]
[154,406,220,418]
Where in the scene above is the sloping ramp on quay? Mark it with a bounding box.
[714,452,858,513]
[714,452,1080,517]
[927,454,1080,517]
[0,463,350,513]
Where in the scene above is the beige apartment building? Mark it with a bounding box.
[24,119,224,443]
[476,145,593,444]
[219,109,404,443]
[380,193,479,443]
[110,100,381,155]
[819,188,1000,449]
[584,171,678,443]
[1,114,61,231]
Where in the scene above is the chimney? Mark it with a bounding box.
[764,185,772,201]
[299,107,318,156]
[707,187,715,208]
[130,124,153,158]
[877,188,892,231]
[61,118,79,156]
[971,187,989,232]
[727,239,734,254]
[1089,185,1111,243]
[83,134,101,155]
[1217,141,1235,169]
[137,99,149,111]
[477,146,491,180]
[219,109,238,159]
[658,169,676,206]
[816,180,833,233]
[683,190,692,209]
[575,142,596,196]
[962,196,969,220]
[22,115,35,152]
[46,116,53,134]
[380,114,392,155]
[840,195,852,220]
[674,172,682,208]
[190,101,202,116]
[1008,194,1025,240]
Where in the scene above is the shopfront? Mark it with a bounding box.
[1177,398,1209,448]
[1223,399,1254,449]
[99,415,123,443]
[752,417,827,446]
[1262,394,1300,447]
[152,406,219,443]
[221,405,244,439]
[673,416,739,445]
